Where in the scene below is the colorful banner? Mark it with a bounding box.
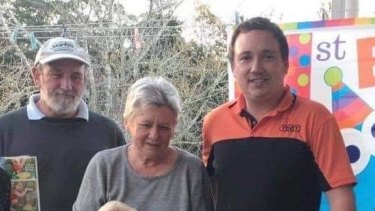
[281,18,375,211]
[229,17,375,211]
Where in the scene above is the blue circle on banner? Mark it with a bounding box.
[347,145,360,163]
[299,55,310,67]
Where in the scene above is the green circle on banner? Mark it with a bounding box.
[324,66,343,87]
[297,74,309,87]
[299,33,311,44]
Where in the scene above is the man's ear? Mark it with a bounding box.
[31,66,41,88]
[284,61,289,75]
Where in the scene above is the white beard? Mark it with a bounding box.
[45,89,85,116]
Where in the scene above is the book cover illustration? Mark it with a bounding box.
[0,156,40,211]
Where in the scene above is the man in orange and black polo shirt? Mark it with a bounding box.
[202,17,356,211]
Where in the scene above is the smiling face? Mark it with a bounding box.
[125,104,177,161]
[232,30,288,104]
[32,59,86,118]
[14,182,25,192]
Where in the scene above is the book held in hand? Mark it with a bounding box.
[0,156,40,211]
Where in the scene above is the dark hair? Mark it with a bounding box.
[228,17,289,65]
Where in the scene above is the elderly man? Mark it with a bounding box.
[0,37,125,211]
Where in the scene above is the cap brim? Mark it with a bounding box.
[37,54,90,66]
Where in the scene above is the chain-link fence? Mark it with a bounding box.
[0,20,229,156]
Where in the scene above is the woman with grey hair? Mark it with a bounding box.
[73,76,214,211]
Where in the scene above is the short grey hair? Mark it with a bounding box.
[123,76,181,121]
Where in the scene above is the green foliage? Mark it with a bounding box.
[12,0,54,25]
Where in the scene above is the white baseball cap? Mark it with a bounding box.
[34,37,90,66]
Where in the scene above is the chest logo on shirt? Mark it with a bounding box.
[279,124,301,132]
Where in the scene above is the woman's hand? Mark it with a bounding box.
[98,201,137,211]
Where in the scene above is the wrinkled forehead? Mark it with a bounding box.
[43,59,86,71]
[129,104,177,120]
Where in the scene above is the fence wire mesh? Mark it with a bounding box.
[0,21,228,156]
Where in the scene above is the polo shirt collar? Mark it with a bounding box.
[26,94,89,121]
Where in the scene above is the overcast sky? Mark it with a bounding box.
[122,0,375,24]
